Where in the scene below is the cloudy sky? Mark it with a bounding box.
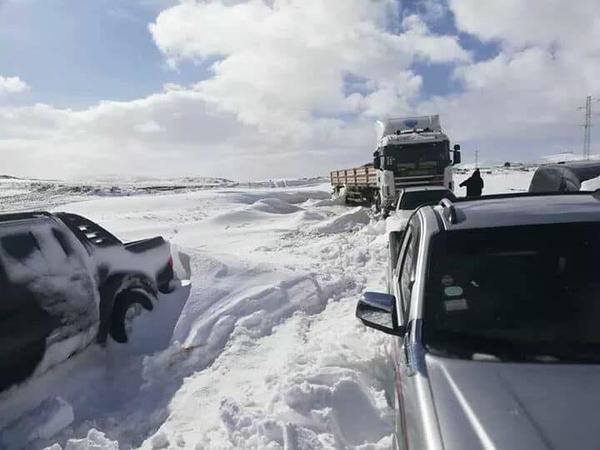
[1,0,599,180]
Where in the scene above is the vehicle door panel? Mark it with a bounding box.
[393,216,422,450]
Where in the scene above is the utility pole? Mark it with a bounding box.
[578,95,593,160]
[475,150,479,169]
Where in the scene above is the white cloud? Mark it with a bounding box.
[0,0,471,179]
[150,0,470,135]
[4,0,597,178]
[0,76,29,95]
[0,87,375,180]
[449,0,600,54]
[414,0,600,162]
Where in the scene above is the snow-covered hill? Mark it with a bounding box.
[0,167,536,449]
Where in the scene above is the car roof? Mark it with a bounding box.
[0,211,54,225]
[430,192,600,230]
[401,186,451,193]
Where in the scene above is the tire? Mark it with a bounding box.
[98,274,157,344]
[109,290,154,343]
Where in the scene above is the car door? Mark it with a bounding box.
[391,214,422,450]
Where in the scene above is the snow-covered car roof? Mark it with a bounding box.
[433,192,600,230]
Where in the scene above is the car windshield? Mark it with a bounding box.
[399,190,456,210]
[423,222,600,363]
[383,142,449,171]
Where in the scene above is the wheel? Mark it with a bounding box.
[109,290,154,343]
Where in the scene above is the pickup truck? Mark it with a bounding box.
[357,192,600,450]
[0,211,191,393]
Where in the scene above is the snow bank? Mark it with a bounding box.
[249,198,303,214]
[43,429,118,450]
[310,207,371,234]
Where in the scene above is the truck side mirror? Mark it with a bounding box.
[453,150,461,165]
[453,144,461,151]
[373,157,381,170]
[356,291,405,336]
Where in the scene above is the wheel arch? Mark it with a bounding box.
[97,272,157,344]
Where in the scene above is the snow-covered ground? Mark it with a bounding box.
[0,168,536,449]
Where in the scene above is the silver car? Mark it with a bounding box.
[357,192,600,450]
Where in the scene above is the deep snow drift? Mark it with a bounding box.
[0,168,537,449]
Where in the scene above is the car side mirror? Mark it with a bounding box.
[373,157,381,170]
[356,291,405,336]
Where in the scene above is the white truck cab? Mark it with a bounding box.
[374,115,461,211]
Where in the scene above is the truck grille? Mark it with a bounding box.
[394,175,445,187]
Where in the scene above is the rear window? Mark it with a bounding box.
[399,190,456,210]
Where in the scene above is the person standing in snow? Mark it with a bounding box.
[459,169,484,197]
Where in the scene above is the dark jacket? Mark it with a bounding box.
[460,170,484,197]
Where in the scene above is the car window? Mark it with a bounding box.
[399,190,456,210]
[399,215,421,315]
[52,228,73,256]
[1,232,39,261]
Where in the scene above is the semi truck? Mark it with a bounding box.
[330,115,461,212]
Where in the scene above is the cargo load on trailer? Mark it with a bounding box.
[330,115,462,212]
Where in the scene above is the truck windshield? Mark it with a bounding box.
[399,190,456,210]
[423,222,600,363]
[383,142,449,171]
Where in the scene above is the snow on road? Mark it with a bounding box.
[0,169,536,449]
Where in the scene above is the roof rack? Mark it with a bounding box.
[439,198,457,224]
[452,191,595,203]
[0,211,53,224]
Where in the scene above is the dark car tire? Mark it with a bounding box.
[98,274,157,344]
[109,290,154,343]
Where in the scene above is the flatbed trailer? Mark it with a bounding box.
[330,165,378,205]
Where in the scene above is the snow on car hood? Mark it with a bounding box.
[426,354,600,450]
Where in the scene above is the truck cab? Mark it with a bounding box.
[373,115,461,211]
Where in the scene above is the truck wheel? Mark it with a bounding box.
[109,290,154,343]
